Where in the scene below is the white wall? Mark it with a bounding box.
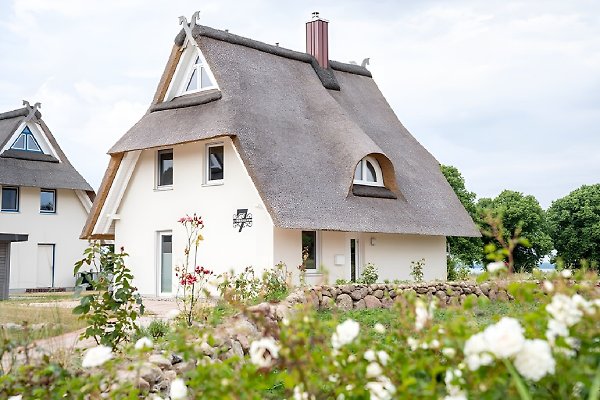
[2,187,89,289]
[114,138,274,296]
[274,228,447,284]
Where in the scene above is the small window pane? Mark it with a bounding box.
[354,162,363,181]
[185,68,198,92]
[193,56,200,65]
[1,187,19,211]
[208,146,224,181]
[158,150,173,187]
[27,135,42,152]
[11,134,26,150]
[365,161,377,182]
[301,231,317,270]
[40,190,56,213]
[200,67,213,88]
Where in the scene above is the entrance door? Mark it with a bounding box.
[158,233,173,295]
[37,244,55,287]
[350,236,360,282]
[0,242,9,300]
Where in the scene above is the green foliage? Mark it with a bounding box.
[478,190,553,272]
[358,263,379,284]
[262,263,291,302]
[73,242,144,349]
[547,184,600,269]
[217,264,291,305]
[410,258,425,282]
[134,319,170,342]
[335,278,350,285]
[441,165,483,266]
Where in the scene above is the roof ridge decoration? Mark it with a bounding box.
[178,11,201,49]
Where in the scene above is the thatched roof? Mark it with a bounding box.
[100,25,479,237]
[0,106,93,191]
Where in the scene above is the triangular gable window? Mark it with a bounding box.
[164,46,219,101]
[10,126,43,153]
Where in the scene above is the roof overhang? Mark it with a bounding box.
[0,233,28,242]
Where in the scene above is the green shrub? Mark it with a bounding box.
[358,263,379,284]
[410,258,425,282]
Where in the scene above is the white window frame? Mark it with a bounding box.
[204,143,224,185]
[156,231,173,296]
[353,156,384,187]
[1,186,19,212]
[301,230,322,274]
[163,45,219,102]
[156,148,174,190]
[40,188,57,214]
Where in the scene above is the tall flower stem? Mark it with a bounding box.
[502,359,531,400]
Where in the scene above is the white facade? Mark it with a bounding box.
[2,187,91,289]
[111,137,447,296]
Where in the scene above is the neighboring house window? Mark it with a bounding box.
[206,144,224,182]
[10,126,43,153]
[301,231,318,270]
[40,189,56,213]
[184,55,216,94]
[157,149,173,187]
[1,187,19,212]
[354,156,384,187]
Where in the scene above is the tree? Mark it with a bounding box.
[478,190,553,272]
[440,165,482,266]
[547,184,600,269]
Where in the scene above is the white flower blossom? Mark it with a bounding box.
[444,394,467,400]
[547,294,584,327]
[169,378,188,400]
[542,280,554,292]
[430,339,440,349]
[442,347,456,358]
[407,337,419,351]
[487,261,506,273]
[366,362,383,378]
[482,317,525,359]
[332,319,360,349]
[374,323,386,334]
[377,350,390,366]
[415,300,433,331]
[365,377,396,400]
[328,374,339,383]
[560,269,572,278]
[134,336,153,350]
[347,354,357,363]
[293,385,309,400]
[165,309,181,321]
[445,368,466,399]
[249,337,280,368]
[513,339,556,381]
[81,345,113,368]
[8,395,23,400]
[364,350,376,362]
[463,332,493,371]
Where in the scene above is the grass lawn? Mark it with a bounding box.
[0,293,85,341]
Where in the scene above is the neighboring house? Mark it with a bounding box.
[0,102,94,292]
[82,14,479,296]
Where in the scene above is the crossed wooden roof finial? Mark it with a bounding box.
[178,11,200,48]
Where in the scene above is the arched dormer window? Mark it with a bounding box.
[354,156,384,187]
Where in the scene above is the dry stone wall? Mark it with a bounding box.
[300,282,514,311]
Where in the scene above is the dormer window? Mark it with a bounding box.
[184,56,215,93]
[10,126,43,153]
[354,156,384,187]
[163,46,219,102]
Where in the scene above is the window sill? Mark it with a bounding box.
[40,212,56,215]
[305,271,323,276]
[202,180,224,187]
[154,186,173,192]
[1,210,19,213]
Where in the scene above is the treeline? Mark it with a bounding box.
[441,165,600,272]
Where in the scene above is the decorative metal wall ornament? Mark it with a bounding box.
[233,209,253,232]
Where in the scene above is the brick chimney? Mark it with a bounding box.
[306,12,329,69]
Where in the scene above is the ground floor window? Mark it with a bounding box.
[1,187,19,212]
[301,231,318,270]
[159,233,173,294]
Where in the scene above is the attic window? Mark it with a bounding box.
[354,156,384,187]
[10,126,43,153]
[184,56,215,93]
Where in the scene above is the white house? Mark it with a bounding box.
[82,14,479,296]
[0,102,94,295]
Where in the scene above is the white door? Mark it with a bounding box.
[158,233,173,295]
[37,244,54,288]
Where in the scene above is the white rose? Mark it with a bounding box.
[331,319,360,349]
[366,362,383,378]
[81,345,113,368]
[513,339,556,381]
[483,317,525,359]
[542,280,554,292]
[364,350,376,362]
[249,337,280,368]
[377,350,390,366]
[374,323,386,334]
[415,300,432,331]
[365,377,396,400]
[169,378,188,400]
[487,261,506,273]
[442,347,456,358]
[134,336,153,350]
[560,269,572,278]
[464,332,493,371]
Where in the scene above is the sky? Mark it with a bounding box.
[1,0,599,209]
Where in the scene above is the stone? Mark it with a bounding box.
[340,284,354,294]
[488,289,497,301]
[170,353,183,365]
[152,379,169,393]
[164,370,177,381]
[364,295,382,309]
[416,287,428,294]
[231,340,244,358]
[139,363,164,384]
[350,287,369,300]
[335,293,353,311]
[173,361,194,374]
[199,341,216,357]
[497,290,509,302]
[479,283,491,295]
[435,291,447,302]
[320,295,334,310]
[149,354,172,369]
[354,299,366,310]
[373,289,384,299]
[381,298,394,309]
